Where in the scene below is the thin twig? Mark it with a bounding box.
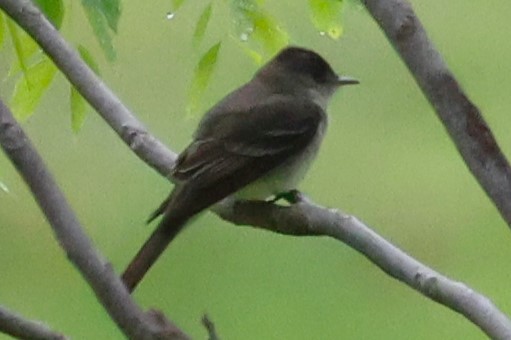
[362,0,511,228]
[201,314,220,340]
[0,305,67,340]
[0,99,189,339]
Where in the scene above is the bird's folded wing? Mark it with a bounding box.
[152,97,325,221]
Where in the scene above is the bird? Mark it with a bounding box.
[121,46,359,292]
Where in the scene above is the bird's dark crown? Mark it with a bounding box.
[274,46,337,84]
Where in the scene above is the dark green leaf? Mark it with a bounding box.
[187,42,222,116]
[11,57,57,120]
[98,0,121,32]
[33,0,65,29]
[192,3,213,48]
[309,0,344,39]
[81,0,119,61]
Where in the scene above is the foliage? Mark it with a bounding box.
[0,178,8,193]
[192,3,213,48]
[71,45,100,132]
[187,41,222,115]
[0,0,345,126]
[0,0,345,190]
[10,58,57,121]
[230,0,289,57]
[183,0,344,114]
[34,0,65,28]
[309,0,344,39]
[81,0,121,61]
[0,0,117,129]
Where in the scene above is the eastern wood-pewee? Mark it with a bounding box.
[122,46,358,292]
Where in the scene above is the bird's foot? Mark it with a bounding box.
[269,189,305,205]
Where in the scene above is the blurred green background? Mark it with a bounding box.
[1,1,511,339]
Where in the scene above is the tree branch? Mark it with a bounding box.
[215,199,511,339]
[0,100,189,339]
[1,0,510,338]
[362,0,511,228]
[0,0,176,177]
[0,305,67,340]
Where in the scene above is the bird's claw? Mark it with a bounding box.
[269,189,305,204]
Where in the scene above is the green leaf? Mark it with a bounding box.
[11,57,57,120]
[33,0,65,29]
[308,0,344,39]
[187,42,222,116]
[81,0,120,61]
[6,19,39,76]
[69,45,99,132]
[70,86,87,132]
[77,44,101,75]
[172,0,187,11]
[192,3,212,48]
[0,180,9,193]
[249,10,288,53]
[230,0,288,56]
[98,0,121,32]
[0,13,5,50]
[237,42,263,65]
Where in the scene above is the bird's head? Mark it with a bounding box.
[256,46,359,108]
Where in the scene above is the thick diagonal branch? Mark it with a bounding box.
[214,199,511,339]
[0,0,176,177]
[362,0,511,228]
[0,305,67,340]
[0,100,189,339]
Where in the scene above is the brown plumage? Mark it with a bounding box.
[121,47,358,292]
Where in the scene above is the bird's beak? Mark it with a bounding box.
[336,75,359,86]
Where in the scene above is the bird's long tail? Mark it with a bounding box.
[121,213,188,293]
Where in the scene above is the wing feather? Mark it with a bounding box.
[151,96,325,221]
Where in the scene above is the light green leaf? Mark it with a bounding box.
[11,57,57,120]
[187,42,222,116]
[237,42,263,65]
[0,180,9,193]
[70,86,87,132]
[6,19,39,76]
[69,45,99,132]
[308,0,344,40]
[172,0,187,11]
[33,0,65,29]
[230,0,288,56]
[0,13,5,50]
[249,11,288,53]
[81,0,120,61]
[192,3,212,48]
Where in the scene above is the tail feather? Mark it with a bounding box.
[121,213,188,293]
